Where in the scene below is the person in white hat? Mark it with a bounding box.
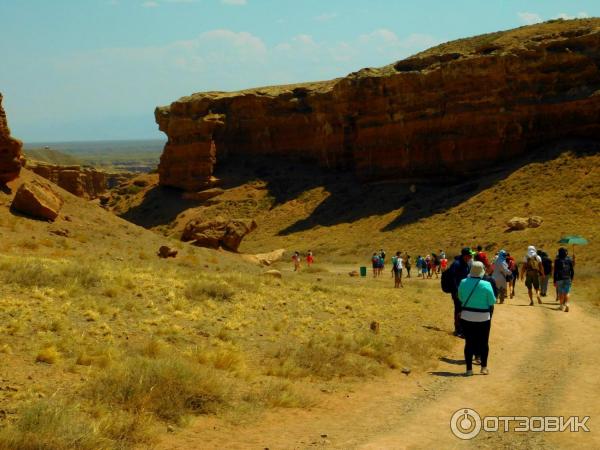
[520,245,545,306]
[458,261,496,376]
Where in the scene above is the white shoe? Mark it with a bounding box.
[480,367,489,375]
[565,304,570,313]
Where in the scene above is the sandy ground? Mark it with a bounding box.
[155,283,600,450]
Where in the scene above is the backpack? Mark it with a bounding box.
[527,256,540,272]
[441,266,454,293]
[554,258,573,280]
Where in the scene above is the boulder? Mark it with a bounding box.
[528,216,543,228]
[242,248,286,266]
[158,246,178,258]
[181,217,257,252]
[0,93,24,184]
[182,187,225,202]
[11,180,64,221]
[506,217,528,231]
[263,269,282,279]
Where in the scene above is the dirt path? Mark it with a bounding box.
[156,290,600,450]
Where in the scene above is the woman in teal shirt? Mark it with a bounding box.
[458,261,496,376]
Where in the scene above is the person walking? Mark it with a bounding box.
[371,253,380,278]
[292,251,301,272]
[458,261,496,376]
[491,250,511,303]
[553,247,575,312]
[392,251,404,288]
[446,248,473,337]
[306,250,314,267]
[475,245,491,273]
[539,250,553,297]
[521,245,545,306]
[405,254,412,278]
[505,252,517,298]
[379,249,386,276]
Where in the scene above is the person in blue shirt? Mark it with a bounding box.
[458,261,496,376]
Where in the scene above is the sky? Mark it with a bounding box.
[1,0,599,142]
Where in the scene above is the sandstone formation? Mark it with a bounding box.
[0,93,24,184]
[11,180,64,221]
[156,20,600,191]
[506,216,543,231]
[241,248,286,266]
[181,217,257,251]
[27,162,107,199]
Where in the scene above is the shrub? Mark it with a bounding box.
[87,356,225,422]
[185,279,234,301]
[0,400,108,450]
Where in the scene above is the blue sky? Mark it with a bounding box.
[1,0,599,142]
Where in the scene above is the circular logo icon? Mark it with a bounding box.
[450,408,482,440]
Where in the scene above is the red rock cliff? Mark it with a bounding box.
[0,93,24,184]
[156,20,600,191]
[27,162,108,199]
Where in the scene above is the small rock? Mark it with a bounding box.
[370,321,380,334]
[263,269,282,279]
[320,434,328,438]
[157,246,178,258]
[348,270,359,277]
[528,215,543,228]
[506,216,528,231]
[167,424,175,433]
[49,228,69,237]
[401,367,411,375]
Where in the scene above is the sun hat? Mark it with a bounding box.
[469,261,485,278]
[527,245,537,258]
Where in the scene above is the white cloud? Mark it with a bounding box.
[517,12,543,25]
[142,1,159,7]
[555,12,590,20]
[314,12,338,22]
[221,0,247,5]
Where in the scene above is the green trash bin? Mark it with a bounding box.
[359,266,367,277]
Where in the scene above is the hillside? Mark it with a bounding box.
[23,148,82,166]
[112,141,600,269]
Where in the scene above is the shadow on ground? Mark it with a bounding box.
[215,140,600,235]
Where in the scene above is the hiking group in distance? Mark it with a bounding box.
[369,244,576,376]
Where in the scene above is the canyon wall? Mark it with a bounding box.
[156,20,600,191]
[27,162,107,199]
[0,93,24,184]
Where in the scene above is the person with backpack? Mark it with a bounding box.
[491,250,511,304]
[392,251,404,288]
[425,254,432,278]
[442,248,473,337]
[458,261,496,376]
[520,245,545,306]
[474,245,491,273]
[538,250,553,297]
[553,247,575,312]
[379,249,386,276]
[405,254,412,278]
[371,253,380,278]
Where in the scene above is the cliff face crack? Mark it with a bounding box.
[155,20,600,191]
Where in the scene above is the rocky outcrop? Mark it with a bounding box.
[0,93,24,184]
[241,248,286,266]
[11,180,64,221]
[156,20,600,191]
[181,217,257,251]
[27,162,107,199]
[506,215,543,231]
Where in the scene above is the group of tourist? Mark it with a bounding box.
[291,250,314,271]
[444,245,575,376]
[370,249,449,281]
